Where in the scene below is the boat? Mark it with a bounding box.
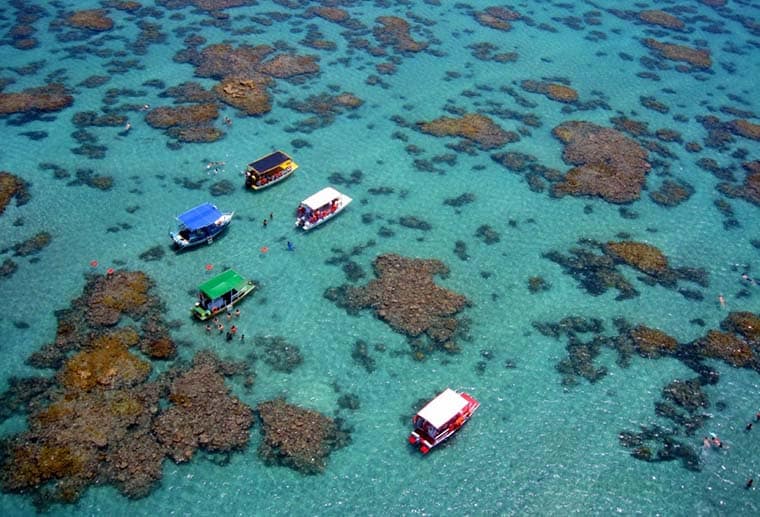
[294,187,352,231]
[192,269,255,321]
[408,388,480,454]
[244,150,298,190]
[170,203,233,249]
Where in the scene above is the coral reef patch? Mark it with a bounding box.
[418,113,517,150]
[0,172,31,215]
[543,238,707,300]
[0,271,251,508]
[325,254,470,360]
[257,399,349,475]
[551,121,651,203]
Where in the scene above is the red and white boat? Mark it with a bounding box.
[294,186,352,231]
[408,388,480,454]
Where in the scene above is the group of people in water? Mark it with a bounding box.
[204,308,244,342]
[702,412,760,489]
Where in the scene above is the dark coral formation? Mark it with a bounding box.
[629,325,678,359]
[153,353,253,463]
[418,113,517,150]
[283,91,363,132]
[0,84,73,116]
[83,270,155,327]
[603,241,668,276]
[649,179,694,207]
[325,254,469,359]
[373,16,428,53]
[175,42,319,120]
[544,238,707,300]
[717,160,760,207]
[12,231,52,256]
[537,307,760,472]
[214,77,272,116]
[532,316,606,385]
[250,335,303,373]
[551,121,651,203]
[66,9,114,31]
[0,271,252,508]
[729,119,760,141]
[521,80,579,103]
[619,425,700,472]
[257,399,349,474]
[637,10,685,31]
[642,39,712,70]
[473,7,522,31]
[145,103,221,143]
[0,172,31,215]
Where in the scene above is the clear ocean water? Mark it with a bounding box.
[1,1,759,515]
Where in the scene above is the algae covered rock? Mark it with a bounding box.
[551,121,651,203]
[257,399,348,474]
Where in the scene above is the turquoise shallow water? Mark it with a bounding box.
[1,1,759,515]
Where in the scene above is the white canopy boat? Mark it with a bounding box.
[294,187,352,231]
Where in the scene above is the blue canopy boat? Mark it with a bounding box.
[170,203,233,249]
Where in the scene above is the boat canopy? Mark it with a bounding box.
[198,269,248,300]
[301,187,343,210]
[416,388,469,430]
[177,203,222,231]
[248,151,291,174]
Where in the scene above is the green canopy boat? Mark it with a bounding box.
[192,269,255,320]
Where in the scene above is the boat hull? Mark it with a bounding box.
[246,167,295,190]
[171,213,233,249]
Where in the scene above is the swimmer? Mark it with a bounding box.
[124,122,131,131]
[140,104,150,111]
[710,435,723,448]
[703,436,711,449]
[718,294,726,309]
[287,241,295,252]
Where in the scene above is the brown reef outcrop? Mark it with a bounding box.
[325,254,469,359]
[418,113,517,150]
[0,84,73,116]
[551,121,651,203]
[257,399,347,475]
[642,39,712,69]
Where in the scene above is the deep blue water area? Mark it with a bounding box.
[0,0,759,515]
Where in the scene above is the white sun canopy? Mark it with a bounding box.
[416,388,468,430]
[301,187,343,210]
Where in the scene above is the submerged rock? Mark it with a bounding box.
[551,121,651,203]
[0,270,247,508]
[257,399,349,474]
[326,254,469,358]
[418,113,518,150]
[0,84,73,116]
[153,355,253,463]
[0,172,31,215]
